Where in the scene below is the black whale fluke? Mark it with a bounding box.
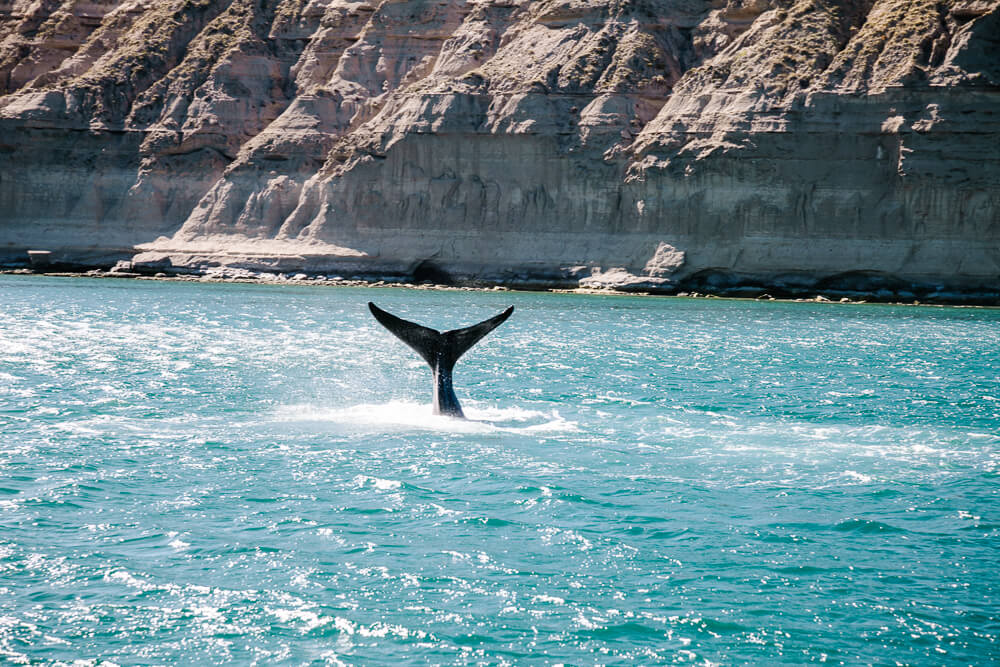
[368,302,514,419]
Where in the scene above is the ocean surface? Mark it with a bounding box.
[1,275,998,665]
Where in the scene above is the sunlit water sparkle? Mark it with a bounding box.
[1,275,998,664]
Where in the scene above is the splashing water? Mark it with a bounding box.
[1,275,998,664]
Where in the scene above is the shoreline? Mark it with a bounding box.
[2,267,997,309]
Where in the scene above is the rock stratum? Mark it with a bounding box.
[1,0,998,298]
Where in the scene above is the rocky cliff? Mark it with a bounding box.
[2,0,998,298]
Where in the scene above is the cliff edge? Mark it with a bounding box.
[2,0,998,298]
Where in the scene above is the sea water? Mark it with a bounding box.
[1,275,998,665]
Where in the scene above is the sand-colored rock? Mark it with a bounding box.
[1,0,998,296]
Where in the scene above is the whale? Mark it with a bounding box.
[368,302,514,419]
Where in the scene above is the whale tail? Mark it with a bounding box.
[368,302,514,418]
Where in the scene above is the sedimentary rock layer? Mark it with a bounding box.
[1,0,998,295]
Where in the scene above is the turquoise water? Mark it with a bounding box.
[1,275,998,665]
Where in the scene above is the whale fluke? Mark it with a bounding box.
[368,302,514,419]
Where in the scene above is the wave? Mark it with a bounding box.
[833,518,905,534]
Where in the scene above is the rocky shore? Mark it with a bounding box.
[2,1,998,299]
[5,263,997,306]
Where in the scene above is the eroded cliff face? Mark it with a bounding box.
[1,0,998,296]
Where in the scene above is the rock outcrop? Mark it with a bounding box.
[2,0,998,297]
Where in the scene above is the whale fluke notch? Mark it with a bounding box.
[368,302,514,419]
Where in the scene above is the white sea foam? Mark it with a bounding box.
[353,475,402,491]
[269,607,330,632]
[531,594,566,605]
[272,400,577,434]
[104,569,153,592]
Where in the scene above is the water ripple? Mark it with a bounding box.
[0,277,998,664]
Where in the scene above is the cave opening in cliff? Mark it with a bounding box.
[411,259,454,285]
